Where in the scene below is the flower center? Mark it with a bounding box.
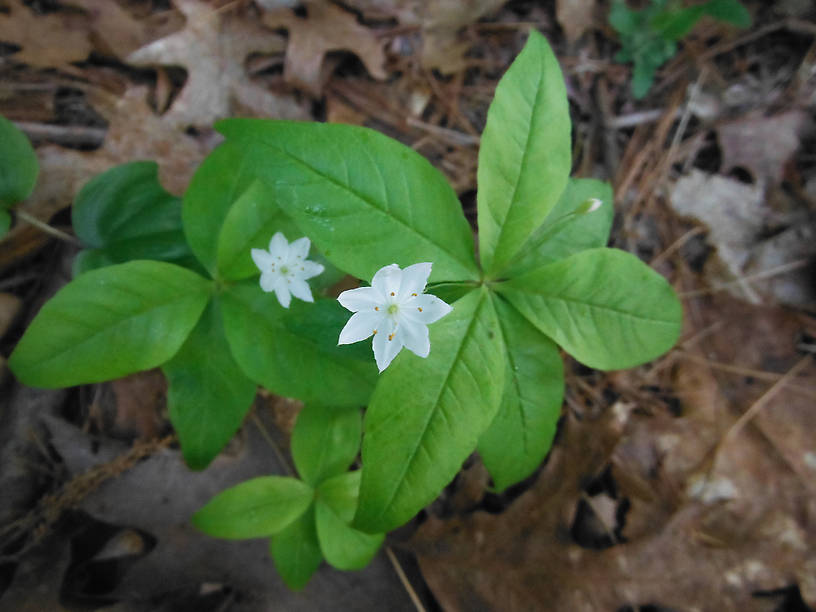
[280,266,289,275]
[387,303,399,315]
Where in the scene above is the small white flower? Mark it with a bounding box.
[337,263,453,372]
[251,232,324,308]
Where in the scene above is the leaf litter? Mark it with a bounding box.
[2,1,816,610]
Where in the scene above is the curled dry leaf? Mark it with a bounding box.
[66,0,151,60]
[127,0,306,127]
[0,0,91,67]
[262,2,387,96]
[669,169,816,307]
[717,110,811,187]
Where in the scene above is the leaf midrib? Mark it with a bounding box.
[240,133,478,279]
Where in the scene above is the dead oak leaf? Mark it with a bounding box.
[0,0,91,68]
[556,0,596,44]
[262,2,387,96]
[127,0,306,127]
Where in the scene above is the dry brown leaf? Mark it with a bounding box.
[127,0,306,127]
[669,169,816,307]
[66,0,151,59]
[717,110,811,186]
[556,0,596,44]
[0,292,22,339]
[262,2,387,96]
[344,0,506,73]
[0,0,92,67]
[0,87,209,270]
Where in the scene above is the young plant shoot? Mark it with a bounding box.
[8,30,682,588]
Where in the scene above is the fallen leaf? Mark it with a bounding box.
[344,0,506,73]
[0,0,91,68]
[262,2,387,96]
[127,0,306,127]
[717,110,811,186]
[88,370,167,440]
[556,0,596,44]
[66,0,151,59]
[0,292,22,338]
[669,169,816,307]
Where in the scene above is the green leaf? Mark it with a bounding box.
[502,178,614,277]
[0,115,38,208]
[316,472,384,570]
[477,30,571,276]
[704,0,750,26]
[497,248,682,370]
[292,404,361,486]
[183,141,261,275]
[216,179,300,281]
[354,288,505,533]
[215,119,479,284]
[193,476,313,539]
[72,249,118,276]
[221,282,377,407]
[72,161,197,273]
[269,505,323,590]
[477,298,563,492]
[0,209,10,235]
[650,6,707,41]
[9,261,211,388]
[162,298,257,470]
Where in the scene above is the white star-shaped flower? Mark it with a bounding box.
[251,232,324,308]
[337,263,453,372]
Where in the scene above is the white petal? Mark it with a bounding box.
[338,311,383,345]
[372,320,402,372]
[337,286,381,312]
[398,262,432,300]
[273,277,291,308]
[288,236,311,261]
[371,264,402,299]
[268,232,289,260]
[298,260,324,280]
[251,248,274,272]
[399,319,430,358]
[259,271,278,292]
[288,278,314,303]
[403,294,452,324]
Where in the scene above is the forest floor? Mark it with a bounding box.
[1,1,815,611]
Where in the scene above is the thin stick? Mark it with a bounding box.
[250,412,294,477]
[720,356,811,447]
[15,210,82,246]
[14,121,106,148]
[385,546,427,612]
[680,259,809,298]
[649,226,705,268]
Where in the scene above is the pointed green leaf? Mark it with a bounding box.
[215,119,479,284]
[354,289,505,533]
[163,299,257,470]
[183,141,260,275]
[477,30,571,276]
[0,115,38,208]
[9,261,211,388]
[704,0,751,27]
[316,472,384,570]
[269,505,323,590]
[193,476,313,539]
[478,298,563,492]
[292,404,361,486]
[221,282,377,407]
[72,161,197,273]
[498,248,682,370]
[502,178,614,277]
[216,179,300,281]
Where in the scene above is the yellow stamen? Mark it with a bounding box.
[388,333,394,341]
[373,329,378,335]
[418,307,423,312]
[390,291,395,296]
[411,293,417,296]
[375,306,379,311]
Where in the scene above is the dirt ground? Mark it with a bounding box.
[1,1,815,610]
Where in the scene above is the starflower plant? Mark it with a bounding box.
[7,30,682,590]
[252,231,324,307]
[337,262,452,371]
